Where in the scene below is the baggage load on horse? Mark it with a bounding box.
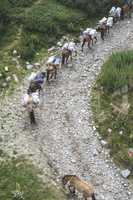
[89,29,97,37]
[28,72,46,94]
[31,92,40,104]
[62,42,69,50]
[67,42,77,52]
[115,7,122,18]
[22,93,40,107]
[99,17,107,25]
[83,30,90,36]
[107,17,113,27]
[34,72,46,85]
[46,56,56,65]
[109,6,116,17]
[47,55,61,66]
[53,56,61,66]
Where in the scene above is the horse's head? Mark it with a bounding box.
[62,176,69,185]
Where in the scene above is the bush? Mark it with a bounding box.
[8,0,36,7]
[99,51,133,92]
[92,50,133,176]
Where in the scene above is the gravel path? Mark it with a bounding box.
[0,18,133,200]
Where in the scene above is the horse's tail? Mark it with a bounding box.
[92,193,96,200]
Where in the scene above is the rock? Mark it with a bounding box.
[57,42,62,47]
[34,63,41,67]
[6,76,11,82]
[26,64,33,70]
[5,66,9,72]
[13,74,19,83]
[121,169,131,178]
[119,130,123,135]
[2,82,7,87]
[93,149,98,156]
[26,61,30,65]
[13,49,17,55]
[92,126,96,131]
[101,140,108,147]
[108,128,112,133]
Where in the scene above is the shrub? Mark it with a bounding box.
[8,0,36,7]
[99,51,133,92]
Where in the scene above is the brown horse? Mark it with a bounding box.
[46,64,57,82]
[122,4,132,19]
[81,34,92,52]
[97,24,109,40]
[62,175,96,200]
[61,49,72,65]
[23,94,37,125]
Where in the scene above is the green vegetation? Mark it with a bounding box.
[92,50,133,176]
[57,0,124,17]
[98,51,133,92]
[0,0,90,93]
[0,151,67,200]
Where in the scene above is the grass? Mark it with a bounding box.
[0,151,67,200]
[0,0,92,94]
[91,51,133,177]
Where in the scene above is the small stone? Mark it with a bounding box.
[26,61,30,65]
[13,49,17,55]
[119,130,123,135]
[34,63,41,67]
[26,64,33,70]
[6,76,11,82]
[93,149,98,156]
[101,140,108,147]
[13,74,18,83]
[121,169,131,178]
[5,66,9,72]
[92,126,96,131]
[108,128,112,133]
[2,82,7,87]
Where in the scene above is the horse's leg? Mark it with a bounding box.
[29,110,36,125]
[70,51,72,63]
[50,71,53,80]
[107,26,110,34]
[68,185,75,196]
[54,67,57,79]
[92,193,96,200]
[91,38,94,46]
[81,39,86,52]
[94,36,97,43]
[46,69,49,82]
[83,192,88,200]
[101,31,104,40]
[88,39,91,49]
[66,54,69,64]
[62,53,65,65]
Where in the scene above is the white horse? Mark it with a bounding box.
[87,28,98,44]
[22,93,40,125]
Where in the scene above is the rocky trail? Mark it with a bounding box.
[0,17,133,200]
